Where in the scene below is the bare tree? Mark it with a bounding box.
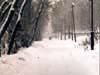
[0,0,27,55]
[7,0,26,54]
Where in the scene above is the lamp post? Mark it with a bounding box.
[72,2,76,42]
[89,0,94,50]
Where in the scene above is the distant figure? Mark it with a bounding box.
[49,36,52,40]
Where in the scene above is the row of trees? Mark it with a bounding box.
[0,0,100,56]
[0,0,51,56]
[0,0,27,56]
[52,0,100,34]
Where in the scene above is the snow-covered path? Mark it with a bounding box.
[0,39,99,75]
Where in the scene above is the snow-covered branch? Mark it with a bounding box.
[8,0,27,54]
[0,0,8,11]
[0,2,12,22]
[0,0,17,40]
[2,2,12,15]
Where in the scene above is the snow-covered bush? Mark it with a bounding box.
[82,37,90,46]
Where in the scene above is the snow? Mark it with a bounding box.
[0,36,99,75]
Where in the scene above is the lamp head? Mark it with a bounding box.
[72,2,75,6]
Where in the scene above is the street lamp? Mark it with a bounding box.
[72,2,75,6]
[72,2,76,42]
[89,0,94,50]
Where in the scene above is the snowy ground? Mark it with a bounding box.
[0,36,99,75]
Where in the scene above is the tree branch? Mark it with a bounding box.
[0,0,17,41]
[0,0,9,12]
[0,2,12,22]
[7,0,26,54]
[30,0,46,43]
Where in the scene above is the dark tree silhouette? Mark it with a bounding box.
[30,0,47,43]
[7,0,26,54]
